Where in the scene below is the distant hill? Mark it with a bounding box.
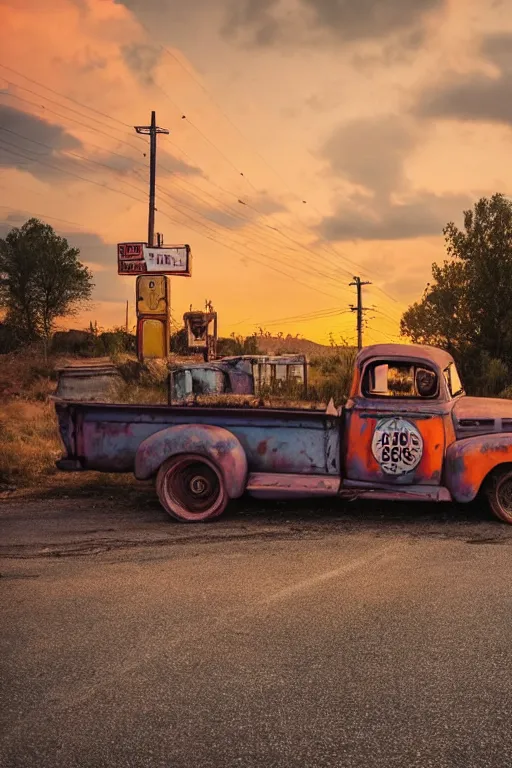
[253,336,351,358]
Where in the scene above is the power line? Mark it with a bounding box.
[254,308,351,328]
[0,140,147,204]
[365,325,403,343]
[0,79,399,317]
[1,127,349,297]
[0,204,90,231]
[153,182,354,293]
[131,45,393,286]
[1,63,400,312]
[0,117,354,295]
[0,62,134,128]
[1,129,380,316]
[372,307,403,325]
[153,201,344,302]
[135,30,401,293]
[0,89,145,155]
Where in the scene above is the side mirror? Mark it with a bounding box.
[416,368,437,397]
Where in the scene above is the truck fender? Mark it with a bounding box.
[134,424,248,498]
[445,434,512,502]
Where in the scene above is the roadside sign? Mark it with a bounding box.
[117,243,191,276]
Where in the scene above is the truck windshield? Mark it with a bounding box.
[443,363,464,398]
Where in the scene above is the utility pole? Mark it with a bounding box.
[134,111,169,247]
[350,276,372,350]
[125,300,129,333]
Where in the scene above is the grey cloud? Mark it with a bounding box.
[351,27,426,71]
[113,0,213,26]
[249,190,287,215]
[301,0,440,41]
[382,269,432,301]
[222,0,281,46]
[158,151,203,178]
[321,115,420,197]
[0,103,82,156]
[0,104,200,186]
[317,112,473,241]
[115,0,445,48]
[121,43,162,86]
[317,191,471,241]
[417,33,512,126]
[0,104,86,182]
[223,0,445,47]
[173,189,286,231]
[60,231,123,303]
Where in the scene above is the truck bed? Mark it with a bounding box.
[55,401,341,476]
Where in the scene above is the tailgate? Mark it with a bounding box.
[54,401,82,470]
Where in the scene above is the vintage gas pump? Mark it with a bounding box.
[183,306,218,361]
[136,275,171,360]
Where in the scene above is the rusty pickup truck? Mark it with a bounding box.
[54,343,512,524]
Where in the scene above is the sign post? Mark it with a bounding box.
[117,242,192,361]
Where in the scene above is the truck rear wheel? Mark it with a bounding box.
[486,466,512,524]
[156,454,228,522]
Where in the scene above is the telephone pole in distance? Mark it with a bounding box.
[134,111,169,247]
[350,276,372,350]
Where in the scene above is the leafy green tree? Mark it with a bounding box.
[401,260,472,354]
[401,194,512,393]
[0,218,94,347]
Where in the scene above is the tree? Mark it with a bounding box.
[401,194,512,392]
[401,260,473,354]
[0,218,94,347]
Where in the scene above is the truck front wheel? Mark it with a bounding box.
[156,454,228,522]
[486,466,512,524]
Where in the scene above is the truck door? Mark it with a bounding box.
[344,359,446,486]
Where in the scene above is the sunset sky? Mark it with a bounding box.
[1,0,511,345]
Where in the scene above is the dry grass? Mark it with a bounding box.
[0,400,62,486]
[0,349,69,486]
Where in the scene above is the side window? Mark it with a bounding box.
[363,361,439,399]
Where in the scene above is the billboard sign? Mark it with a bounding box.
[117,243,191,276]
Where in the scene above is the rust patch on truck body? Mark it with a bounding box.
[446,435,512,502]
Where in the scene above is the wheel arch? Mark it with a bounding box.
[135,423,248,499]
[446,435,512,503]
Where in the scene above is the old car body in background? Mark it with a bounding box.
[169,354,307,403]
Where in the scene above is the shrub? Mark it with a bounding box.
[307,349,357,405]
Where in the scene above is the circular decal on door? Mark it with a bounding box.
[371,417,423,476]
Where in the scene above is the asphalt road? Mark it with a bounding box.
[2,484,512,768]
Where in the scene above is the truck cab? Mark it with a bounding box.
[342,344,459,497]
[341,344,512,523]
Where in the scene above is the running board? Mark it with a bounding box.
[246,473,452,502]
[341,480,452,502]
[246,473,340,499]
